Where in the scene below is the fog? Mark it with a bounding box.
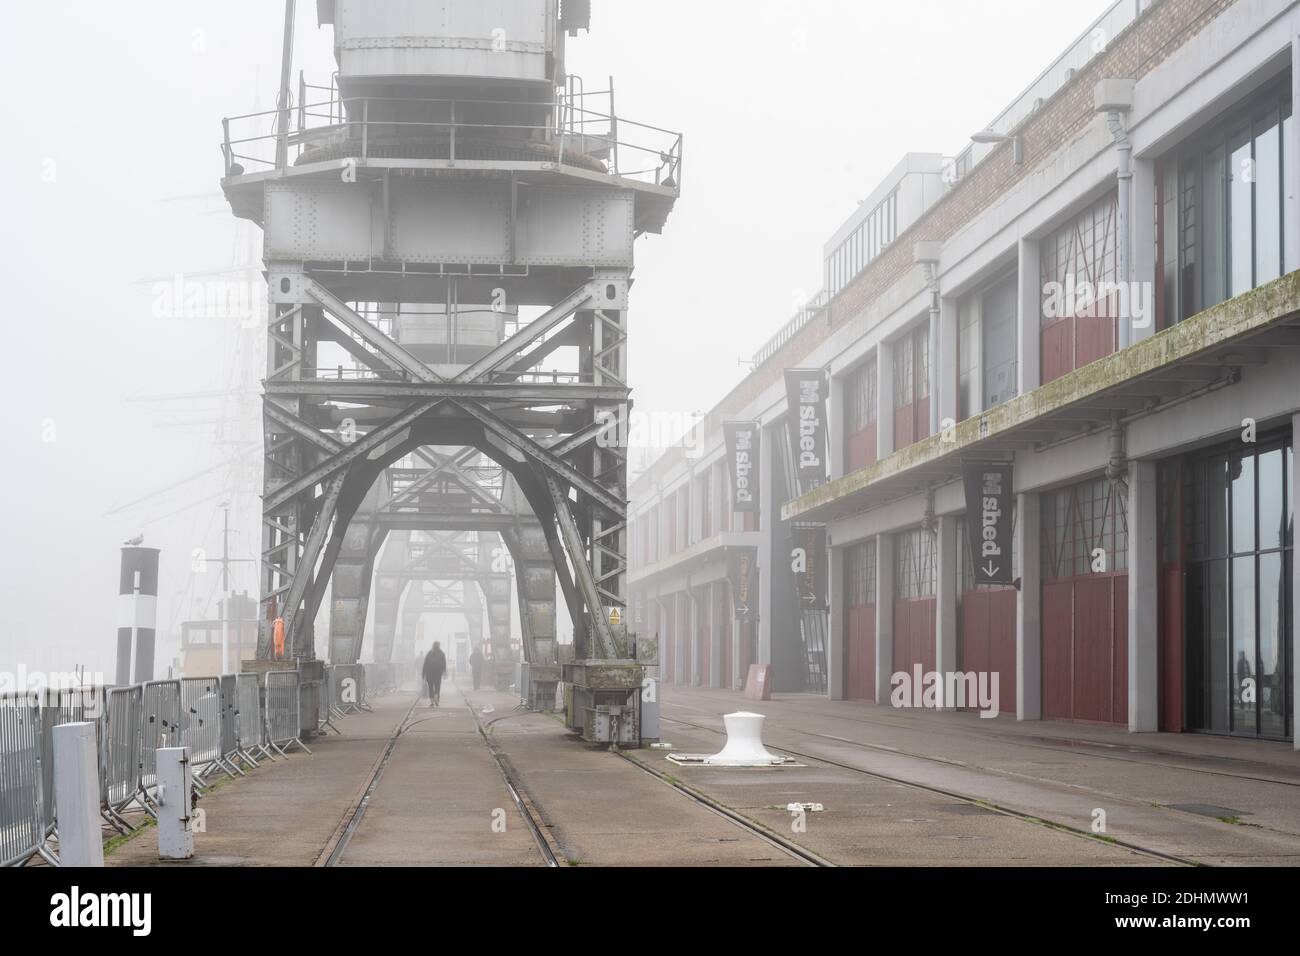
[0,1,1111,681]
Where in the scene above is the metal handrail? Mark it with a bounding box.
[752,290,830,368]
[222,90,683,189]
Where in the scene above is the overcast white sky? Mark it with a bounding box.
[0,1,1114,680]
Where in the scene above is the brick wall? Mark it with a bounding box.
[633,0,1239,500]
[710,0,1237,419]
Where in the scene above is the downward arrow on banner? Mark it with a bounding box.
[982,560,1000,579]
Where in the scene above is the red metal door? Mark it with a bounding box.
[1042,581,1074,720]
[847,424,877,473]
[959,589,1017,715]
[846,604,876,701]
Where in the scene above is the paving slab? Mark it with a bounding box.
[333,681,542,867]
[107,693,416,867]
[469,685,800,867]
[661,687,1300,866]
[632,720,1157,866]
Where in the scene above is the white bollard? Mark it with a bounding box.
[703,712,784,767]
[156,747,194,860]
[52,722,104,867]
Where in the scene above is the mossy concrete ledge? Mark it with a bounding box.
[784,270,1300,523]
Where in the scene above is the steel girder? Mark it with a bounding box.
[255,262,634,664]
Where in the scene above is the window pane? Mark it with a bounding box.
[1231,453,1255,554]
[1209,456,1230,559]
[1259,551,1286,739]
[1228,130,1253,297]
[981,275,1018,408]
[1203,148,1226,309]
[1285,111,1297,274]
[1209,558,1231,733]
[1181,159,1200,319]
[1259,447,1284,552]
[1231,555,1256,734]
[1254,115,1281,286]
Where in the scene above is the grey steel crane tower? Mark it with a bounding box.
[220,0,680,743]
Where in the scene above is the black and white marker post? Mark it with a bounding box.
[117,546,160,684]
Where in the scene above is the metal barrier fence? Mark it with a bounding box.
[101,686,143,830]
[0,663,393,865]
[40,686,104,841]
[216,675,247,778]
[0,693,47,867]
[235,674,268,764]
[318,668,342,735]
[329,664,369,716]
[140,680,181,802]
[179,677,224,780]
[265,671,311,756]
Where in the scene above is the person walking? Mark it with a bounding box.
[422,641,447,708]
[469,645,485,691]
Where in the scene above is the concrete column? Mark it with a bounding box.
[687,585,699,687]
[717,580,728,691]
[52,722,104,867]
[938,297,960,433]
[1292,39,1300,275]
[876,342,895,459]
[874,533,896,705]
[1131,157,1158,344]
[1293,413,1300,751]
[828,544,845,700]
[830,372,846,480]
[1016,492,1042,721]
[935,515,958,708]
[1017,238,1041,398]
[757,423,775,667]
[1128,459,1159,732]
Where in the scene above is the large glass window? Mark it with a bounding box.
[981,275,1018,408]
[1184,436,1293,739]
[1163,80,1292,326]
[845,540,877,607]
[895,528,936,599]
[846,359,877,433]
[1040,477,1129,580]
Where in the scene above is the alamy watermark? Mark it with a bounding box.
[890,666,1001,719]
[1041,274,1153,330]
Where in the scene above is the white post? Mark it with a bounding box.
[1293,413,1300,751]
[1018,239,1041,397]
[828,544,845,700]
[935,515,958,708]
[1016,493,1042,721]
[876,342,895,460]
[757,423,775,667]
[830,372,846,480]
[875,533,896,705]
[1128,459,1159,732]
[52,722,104,867]
[938,297,960,431]
[157,746,195,861]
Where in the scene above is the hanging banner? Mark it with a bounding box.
[723,421,761,513]
[962,461,1014,586]
[784,368,830,495]
[727,547,759,623]
[790,525,828,611]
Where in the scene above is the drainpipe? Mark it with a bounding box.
[1108,111,1133,351]
[1096,79,1136,351]
[925,263,941,438]
[914,240,944,439]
